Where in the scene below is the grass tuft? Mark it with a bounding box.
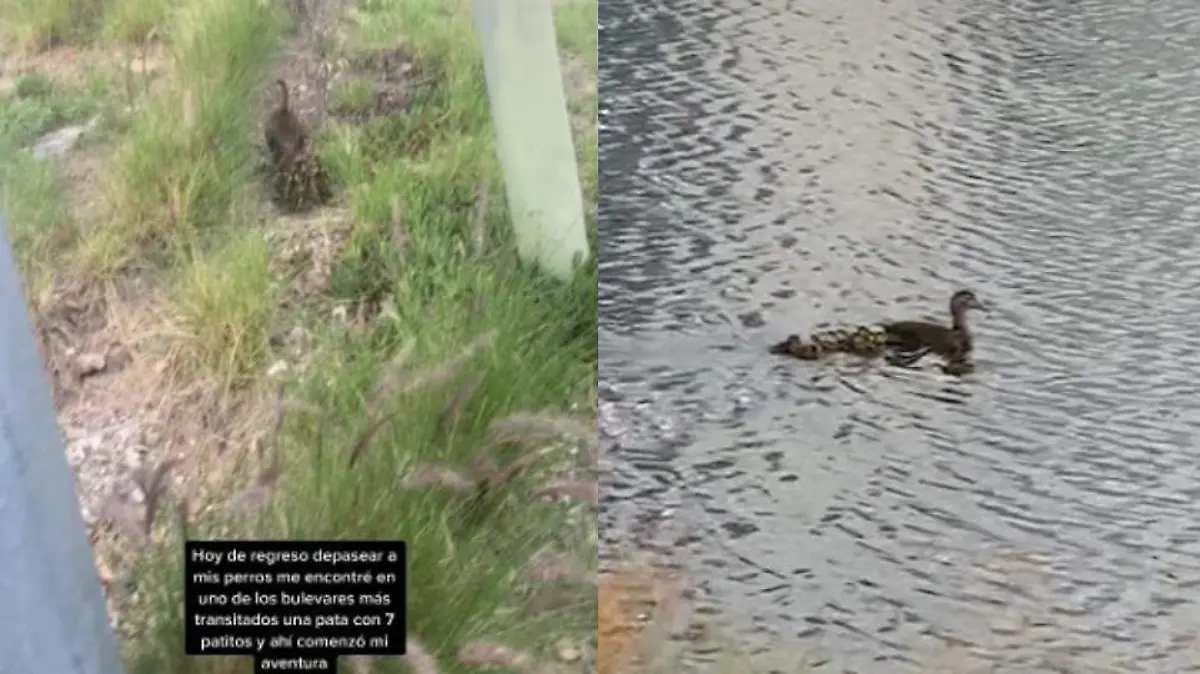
[0,0,103,52]
[100,0,172,44]
[94,0,281,273]
[168,228,275,383]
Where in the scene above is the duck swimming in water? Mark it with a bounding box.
[769,289,987,375]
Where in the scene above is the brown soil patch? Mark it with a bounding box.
[57,143,113,224]
[30,279,176,524]
[599,571,651,674]
[265,205,356,303]
[598,566,693,674]
[562,54,597,106]
[32,280,111,404]
[262,43,329,135]
[1,43,170,93]
[328,46,429,123]
[32,278,251,514]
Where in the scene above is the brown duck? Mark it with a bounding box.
[262,80,332,213]
[769,289,987,375]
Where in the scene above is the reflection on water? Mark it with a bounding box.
[598,0,1200,670]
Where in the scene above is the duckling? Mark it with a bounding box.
[271,149,332,213]
[769,289,987,375]
[769,324,891,360]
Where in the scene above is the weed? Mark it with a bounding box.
[167,229,275,384]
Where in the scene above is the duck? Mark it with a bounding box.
[769,289,987,375]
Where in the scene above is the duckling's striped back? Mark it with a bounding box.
[807,324,890,357]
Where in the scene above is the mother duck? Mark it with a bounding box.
[769,289,986,375]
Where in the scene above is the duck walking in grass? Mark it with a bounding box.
[263,79,333,213]
[769,289,987,375]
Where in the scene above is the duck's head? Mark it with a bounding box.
[950,289,986,316]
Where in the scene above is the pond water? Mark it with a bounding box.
[598,0,1200,670]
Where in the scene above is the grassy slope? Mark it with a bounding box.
[1,0,597,672]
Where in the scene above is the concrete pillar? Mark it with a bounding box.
[471,0,592,281]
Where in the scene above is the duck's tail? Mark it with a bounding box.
[770,324,890,360]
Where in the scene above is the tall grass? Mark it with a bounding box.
[2,0,598,672]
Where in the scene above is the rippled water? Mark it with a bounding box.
[598,0,1200,670]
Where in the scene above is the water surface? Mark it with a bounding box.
[599,0,1200,670]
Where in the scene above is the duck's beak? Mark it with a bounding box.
[972,298,989,313]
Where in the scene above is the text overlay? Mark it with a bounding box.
[185,540,407,673]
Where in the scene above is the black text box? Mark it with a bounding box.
[185,540,407,673]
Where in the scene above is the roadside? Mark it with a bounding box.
[0,0,597,671]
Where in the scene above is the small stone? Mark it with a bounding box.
[75,352,108,377]
[267,360,289,377]
[554,639,581,663]
[140,427,162,448]
[32,123,89,158]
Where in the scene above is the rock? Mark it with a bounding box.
[140,426,162,448]
[75,351,108,377]
[31,117,99,158]
[554,639,581,663]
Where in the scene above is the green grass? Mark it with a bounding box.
[90,0,282,275]
[0,73,105,295]
[169,228,275,384]
[100,0,170,43]
[552,0,596,213]
[0,145,76,293]
[0,73,99,146]
[1,0,597,672]
[554,0,597,72]
[0,0,102,51]
[0,0,170,51]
